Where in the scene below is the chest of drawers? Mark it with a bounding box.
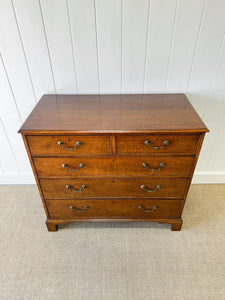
[19,94,208,231]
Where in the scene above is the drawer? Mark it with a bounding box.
[116,134,200,154]
[34,156,194,177]
[27,135,111,156]
[40,178,188,199]
[46,199,182,219]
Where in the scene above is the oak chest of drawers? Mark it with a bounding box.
[19,94,208,231]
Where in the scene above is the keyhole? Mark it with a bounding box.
[112,159,115,162]
[68,138,71,142]
[112,180,115,183]
[156,138,158,141]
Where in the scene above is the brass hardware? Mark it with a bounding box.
[144,140,169,149]
[57,140,82,150]
[70,205,89,212]
[66,184,86,193]
[138,205,158,212]
[140,184,161,193]
[62,163,85,172]
[142,162,165,171]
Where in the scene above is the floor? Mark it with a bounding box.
[0,185,224,300]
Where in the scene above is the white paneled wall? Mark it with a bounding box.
[0,0,225,184]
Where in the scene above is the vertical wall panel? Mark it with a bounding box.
[166,0,205,92]
[122,0,149,93]
[186,0,225,173]
[12,0,55,100]
[0,0,225,183]
[68,0,99,93]
[40,0,77,93]
[95,0,122,93]
[208,112,225,171]
[0,56,31,173]
[0,0,36,121]
[0,119,19,173]
[187,0,225,117]
[144,0,178,92]
[0,162,3,174]
[198,38,225,172]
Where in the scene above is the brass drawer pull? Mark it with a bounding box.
[140,184,161,193]
[62,163,85,172]
[138,205,158,213]
[142,162,165,171]
[66,184,86,193]
[70,205,89,213]
[57,140,82,151]
[144,140,169,149]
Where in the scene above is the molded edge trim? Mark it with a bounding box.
[0,172,225,184]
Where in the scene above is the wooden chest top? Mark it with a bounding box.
[19,94,208,134]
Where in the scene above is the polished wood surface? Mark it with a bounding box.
[46,199,182,219]
[19,94,208,231]
[116,134,200,154]
[40,177,188,199]
[46,218,183,231]
[19,94,208,133]
[33,156,194,177]
[27,135,111,155]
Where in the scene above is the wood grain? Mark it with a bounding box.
[21,134,50,219]
[116,134,200,154]
[46,217,183,231]
[19,93,208,231]
[39,177,188,199]
[34,156,194,178]
[27,135,111,156]
[46,199,182,219]
[19,94,209,133]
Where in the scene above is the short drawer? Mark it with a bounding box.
[27,135,111,156]
[116,134,200,154]
[34,156,194,177]
[46,199,182,219]
[40,178,188,199]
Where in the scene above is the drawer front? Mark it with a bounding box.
[46,199,182,219]
[27,135,111,156]
[34,156,194,177]
[116,134,200,154]
[40,178,188,199]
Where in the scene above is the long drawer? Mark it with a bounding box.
[46,199,182,219]
[116,134,200,154]
[27,135,111,156]
[34,156,194,177]
[40,178,188,199]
